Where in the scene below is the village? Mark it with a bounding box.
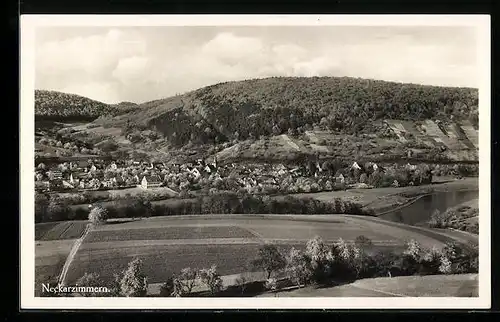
[33,151,474,199]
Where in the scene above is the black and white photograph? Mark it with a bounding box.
[20,15,491,309]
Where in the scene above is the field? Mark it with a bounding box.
[60,214,465,287]
[35,239,76,295]
[35,220,88,241]
[107,186,179,198]
[257,274,478,297]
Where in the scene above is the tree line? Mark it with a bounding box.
[44,235,478,297]
[35,192,372,223]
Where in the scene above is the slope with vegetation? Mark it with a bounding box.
[101,76,478,147]
[35,90,120,121]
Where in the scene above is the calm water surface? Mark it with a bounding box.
[378,190,479,226]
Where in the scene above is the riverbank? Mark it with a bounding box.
[428,198,479,234]
[289,177,478,214]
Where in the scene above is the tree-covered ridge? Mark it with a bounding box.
[124,76,478,146]
[35,90,119,120]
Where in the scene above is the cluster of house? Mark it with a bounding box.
[34,154,427,193]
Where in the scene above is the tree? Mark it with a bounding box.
[198,265,223,296]
[359,173,368,184]
[173,267,198,296]
[251,244,286,279]
[330,238,362,280]
[398,239,423,275]
[305,236,333,282]
[119,258,148,297]
[88,206,108,225]
[75,272,109,297]
[285,247,312,287]
[419,247,443,275]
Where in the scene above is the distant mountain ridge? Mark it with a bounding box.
[35,90,136,121]
[100,76,478,147]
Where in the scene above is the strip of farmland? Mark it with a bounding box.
[85,225,257,243]
[38,221,89,241]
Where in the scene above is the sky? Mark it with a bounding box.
[35,26,478,104]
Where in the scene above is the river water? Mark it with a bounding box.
[378,190,479,226]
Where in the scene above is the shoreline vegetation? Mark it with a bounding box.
[428,199,479,234]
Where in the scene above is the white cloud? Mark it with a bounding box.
[112,56,150,82]
[35,27,478,104]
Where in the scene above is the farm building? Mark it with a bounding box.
[141,175,163,189]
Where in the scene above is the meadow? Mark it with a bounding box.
[57,214,462,287]
[256,274,478,297]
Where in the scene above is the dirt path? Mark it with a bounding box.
[58,223,91,285]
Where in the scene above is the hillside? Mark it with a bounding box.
[99,76,479,147]
[111,101,140,113]
[35,90,120,121]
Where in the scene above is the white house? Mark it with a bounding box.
[141,175,162,189]
[351,162,361,170]
[187,167,201,179]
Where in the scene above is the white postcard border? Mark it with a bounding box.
[20,14,491,309]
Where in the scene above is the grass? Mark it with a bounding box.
[59,213,458,287]
[35,239,76,296]
[38,221,88,241]
[85,225,257,243]
[351,274,478,297]
[65,243,273,285]
[256,274,478,297]
[35,222,60,241]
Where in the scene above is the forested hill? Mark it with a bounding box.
[35,90,119,121]
[114,76,478,147]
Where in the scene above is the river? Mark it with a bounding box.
[378,190,479,226]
